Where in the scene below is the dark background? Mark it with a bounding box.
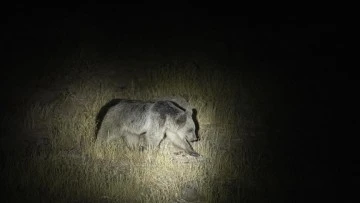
[2,3,346,202]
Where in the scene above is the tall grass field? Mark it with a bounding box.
[1,46,283,202]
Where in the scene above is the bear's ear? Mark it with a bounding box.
[176,113,187,128]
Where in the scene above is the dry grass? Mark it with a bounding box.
[1,54,277,202]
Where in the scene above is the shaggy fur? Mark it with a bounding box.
[96,99,200,157]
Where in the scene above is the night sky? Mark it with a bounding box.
[2,3,346,202]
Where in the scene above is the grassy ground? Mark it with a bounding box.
[0,47,284,202]
[1,8,341,202]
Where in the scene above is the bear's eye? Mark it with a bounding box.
[187,129,194,133]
